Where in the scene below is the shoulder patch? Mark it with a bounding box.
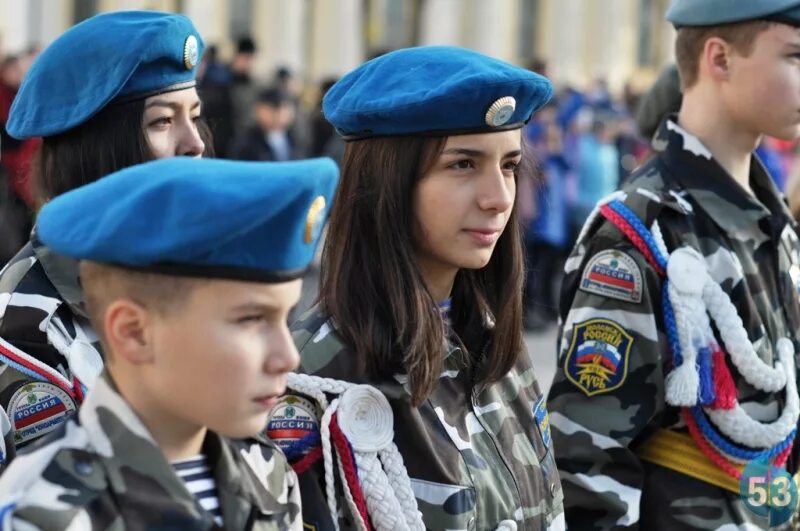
[266,395,320,452]
[9,381,76,445]
[579,249,643,303]
[564,319,633,397]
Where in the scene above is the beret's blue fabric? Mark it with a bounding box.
[323,46,553,138]
[36,157,339,281]
[667,0,800,25]
[8,10,203,140]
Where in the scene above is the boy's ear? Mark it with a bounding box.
[703,37,732,82]
[104,299,154,364]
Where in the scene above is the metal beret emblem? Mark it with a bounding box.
[183,35,199,70]
[485,96,517,127]
[304,196,327,244]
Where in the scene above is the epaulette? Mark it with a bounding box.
[272,373,426,530]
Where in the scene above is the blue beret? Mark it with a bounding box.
[667,0,800,26]
[36,157,339,282]
[8,10,204,140]
[323,46,553,139]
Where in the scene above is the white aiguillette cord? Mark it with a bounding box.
[655,229,799,449]
[286,373,424,531]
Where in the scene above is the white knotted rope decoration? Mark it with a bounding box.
[705,338,798,448]
[287,373,425,531]
[703,281,787,392]
[663,246,799,448]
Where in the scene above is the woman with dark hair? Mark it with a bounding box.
[0,10,209,463]
[267,47,564,530]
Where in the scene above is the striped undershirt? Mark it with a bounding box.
[171,455,223,525]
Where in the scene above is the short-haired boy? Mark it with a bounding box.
[0,156,338,529]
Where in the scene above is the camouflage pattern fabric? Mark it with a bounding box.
[0,232,101,463]
[548,116,800,530]
[0,371,302,530]
[274,306,565,531]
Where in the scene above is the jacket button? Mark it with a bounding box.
[550,482,557,496]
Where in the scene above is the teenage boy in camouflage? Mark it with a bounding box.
[549,1,800,528]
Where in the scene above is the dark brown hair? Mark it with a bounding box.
[675,20,774,89]
[30,97,214,203]
[319,134,526,406]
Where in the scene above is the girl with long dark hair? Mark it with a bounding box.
[268,46,565,530]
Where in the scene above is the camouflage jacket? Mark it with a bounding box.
[272,306,565,531]
[0,371,302,530]
[0,233,102,464]
[548,116,800,530]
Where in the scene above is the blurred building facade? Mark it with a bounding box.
[0,0,674,93]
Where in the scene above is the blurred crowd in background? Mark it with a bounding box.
[3,37,800,331]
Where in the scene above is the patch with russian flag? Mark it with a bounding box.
[579,249,643,303]
[9,381,76,445]
[564,319,633,396]
[266,395,320,451]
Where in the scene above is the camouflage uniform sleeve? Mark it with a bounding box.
[285,464,303,530]
[236,436,304,529]
[547,227,666,530]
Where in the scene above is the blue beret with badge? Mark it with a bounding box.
[323,45,553,139]
[666,0,800,26]
[36,157,339,282]
[7,10,204,140]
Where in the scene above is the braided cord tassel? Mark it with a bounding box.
[664,280,700,406]
[697,347,715,406]
[331,414,371,531]
[702,282,787,392]
[354,452,411,531]
[710,346,736,410]
[321,399,341,529]
[379,444,425,530]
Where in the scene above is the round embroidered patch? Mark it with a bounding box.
[579,249,643,303]
[9,382,76,445]
[266,395,320,451]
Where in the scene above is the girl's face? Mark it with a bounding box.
[413,130,521,278]
[142,87,205,158]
